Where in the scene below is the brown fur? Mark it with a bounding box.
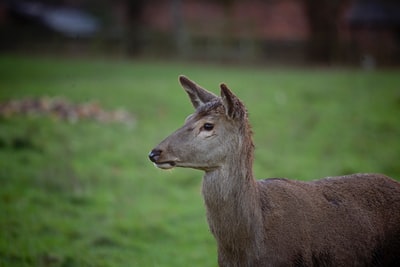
[149,76,400,267]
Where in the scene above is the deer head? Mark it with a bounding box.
[149,75,252,172]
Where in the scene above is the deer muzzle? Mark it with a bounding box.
[148,148,177,169]
[148,149,162,163]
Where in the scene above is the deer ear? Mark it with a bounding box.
[220,83,245,120]
[179,75,217,109]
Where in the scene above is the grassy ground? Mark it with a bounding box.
[0,55,399,267]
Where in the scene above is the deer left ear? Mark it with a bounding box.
[180,75,217,109]
[220,83,246,120]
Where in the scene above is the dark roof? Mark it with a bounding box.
[7,0,100,37]
[347,0,400,26]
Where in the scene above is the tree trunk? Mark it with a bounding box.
[303,0,345,64]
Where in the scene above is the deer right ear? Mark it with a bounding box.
[179,75,217,109]
[220,83,246,120]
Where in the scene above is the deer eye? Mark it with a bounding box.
[202,123,214,131]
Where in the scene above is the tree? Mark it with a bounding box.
[303,0,347,64]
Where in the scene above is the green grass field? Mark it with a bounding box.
[0,55,399,267]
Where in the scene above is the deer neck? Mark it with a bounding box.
[203,154,256,201]
[202,131,256,202]
[201,141,264,256]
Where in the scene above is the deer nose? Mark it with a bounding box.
[149,149,162,163]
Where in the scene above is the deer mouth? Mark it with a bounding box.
[154,161,176,170]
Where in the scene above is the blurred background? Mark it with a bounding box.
[1,1,400,267]
[1,0,400,67]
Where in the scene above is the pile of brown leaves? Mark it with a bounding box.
[0,97,135,125]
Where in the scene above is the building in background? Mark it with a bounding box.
[1,0,399,66]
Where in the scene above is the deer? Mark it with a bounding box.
[148,75,400,267]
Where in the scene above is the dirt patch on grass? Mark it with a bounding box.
[0,97,135,125]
